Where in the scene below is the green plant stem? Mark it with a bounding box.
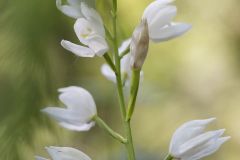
[112,0,136,159]
[126,69,141,121]
[103,53,116,72]
[93,116,127,143]
[120,47,130,59]
[164,154,174,160]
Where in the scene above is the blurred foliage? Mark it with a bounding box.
[0,0,240,160]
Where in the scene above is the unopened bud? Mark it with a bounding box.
[130,19,149,69]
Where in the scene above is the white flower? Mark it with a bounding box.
[42,86,97,131]
[61,3,108,57]
[142,0,191,42]
[169,118,230,160]
[101,39,143,84]
[36,146,91,160]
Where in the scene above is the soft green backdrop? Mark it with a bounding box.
[0,0,239,159]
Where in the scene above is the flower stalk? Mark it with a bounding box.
[164,154,174,160]
[93,116,127,144]
[120,46,130,59]
[126,69,141,121]
[103,54,116,72]
[111,0,136,159]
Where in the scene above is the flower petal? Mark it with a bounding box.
[46,146,91,160]
[80,3,104,29]
[67,0,81,5]
[150,22,191,42]
[169,118,215,155]
[59,121,95,131]
[185,136,230,160]
[58,86,97,115]
[56,0,83,19]
[35,156,49,160]
[143,0,174,20]
[61,40,95,57]
[101,64,116,83]
[179,129,225,156]
[119,38,131,54]
[41,107,90,126]
[87,36,108,56]
[148,5,177,30]
[74,18,95,45]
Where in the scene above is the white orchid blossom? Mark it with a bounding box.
[142,0,191,42]
[36,146,91,160]
[61,3,108,57]
[169,118,230,160]
[42,86,97,131]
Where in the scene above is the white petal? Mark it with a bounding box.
[46,146,91,160]
[67,0,81,5]
[169,118,215,155]
[87,36,109,56]
[148,5,177,30]
[80,3,104,28]
[121,54,131,74]
[61,40,95,57]
[59,121,95,131]
[58,86,97,115]
[42,107,90,126]
[35,156,49,160]
[179,129,225,156]
[101,64,116,83]
[150,23,191,42]
[184,136,230,160]
[118,38,131,54]
[143,0,174,20]
[56,0,83,19]
[74,18,96,45]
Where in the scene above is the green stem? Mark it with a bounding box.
[103,53,116,72]
[120,47,130,59]
[93,116,127,144]
[164,154,174,160]
[104,25,114,41]
[126,69,141,121]
[112,0,136,159]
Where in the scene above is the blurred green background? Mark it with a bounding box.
[0,0,239,159]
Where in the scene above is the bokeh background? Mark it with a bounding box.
[0,0,240,159]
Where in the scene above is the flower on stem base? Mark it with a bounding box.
[36,146,91,160]
[42,86,97,131]
[61,3,108,57]
[169,118,230,160]
[142,0,191,42]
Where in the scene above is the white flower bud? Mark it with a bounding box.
[130,19,149,69]
[42,86,97,132]
[169,118,230,160]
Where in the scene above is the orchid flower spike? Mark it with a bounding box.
[101,39,144,85]
[61,3,108,57]
[42,86,97,131]
[169,118,230,160]
[36,146,91,160]
[142,0,191,42]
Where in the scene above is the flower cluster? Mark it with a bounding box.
[36,0,230,159]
